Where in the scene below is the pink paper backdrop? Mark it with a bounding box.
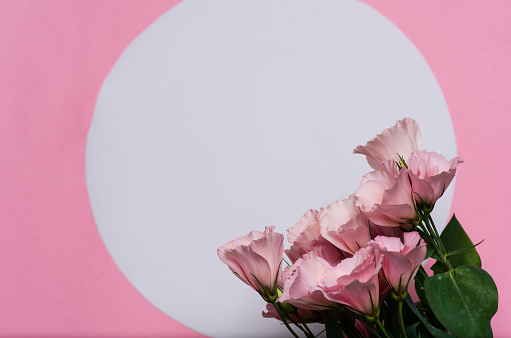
[0,0,509,336]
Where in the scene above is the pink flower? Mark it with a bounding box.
[354,118,422,171]
[287,209,322,252]
[320,195,371,254]
[307,240,347,265]
[407,150,463,209]
[285,209,323,263]
[217,226,284,298]
[279,249,340,311]
[355,168,418,227]
[285,238,343,265]
[320,246,383,316]
[370,232,427,297]
[284,244,306,265]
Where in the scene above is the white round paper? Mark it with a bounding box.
[86,0,457,336]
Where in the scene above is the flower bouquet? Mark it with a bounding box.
[217,118,498,338]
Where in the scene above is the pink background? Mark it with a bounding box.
[0,0,509,336]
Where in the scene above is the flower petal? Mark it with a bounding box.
[354,118,422,170]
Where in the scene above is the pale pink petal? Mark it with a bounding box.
[398,117,422,150]
[279,252,334,311]
[311,240,346,265]
[408,172,435,206]
[356,167,419,227]
[371,235,403,252]
[320,196,371,254]
[323,278,379,315]
[369,232,426,295]
[402,233,427,277]
[402,231,422,251]
[357,170,418,227]
[287,209,322,252]
[425,170,456,202]
[284,244,306,264]
[320,247,382,316]
[359,169,395,187]
[226,246,274,295]
[355,170,395,213]
[408,151,463,208]
[380,251,412,291]
[354,118,422,171]
[367,204,416,227]
[218,226,284,297]
[249,227,285,283]
[381,170,414,207]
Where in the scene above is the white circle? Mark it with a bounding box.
[86,1,457,337]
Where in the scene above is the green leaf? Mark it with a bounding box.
[424,265,498,338]
[406,322,434,338]
[322,311,343,338]
[445,240,483,258]
[425,246,435,260]
[404,296,452,338]
[406,323,422,338]
[430,260,448,274]
[439,214,481,270]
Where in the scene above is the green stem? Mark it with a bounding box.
[426,212,439,236]
[286,313,315,338]
[417,224,441,258]
[422,214,439,251]
[276,302,317,338]
[398,298,408,338]
[364,322,382,338]
[422,212,452,270]
[375,319,391,338]
[293,311,315,337]
[271,302,300,338]
[426,213,446,254]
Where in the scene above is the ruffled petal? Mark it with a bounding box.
[354,118,422,170]
[320,196,371,254]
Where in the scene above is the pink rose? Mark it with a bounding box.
[354,118,422,171]
[355,168,418,227]
[320,195,371,254]
[370,232,427,297]
[217,226,284,298]
[407,150,463,209]
[279,248,340,311]
[320,246,383,316]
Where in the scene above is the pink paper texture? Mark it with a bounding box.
[0,0,509,336]
[0,1,202,337]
